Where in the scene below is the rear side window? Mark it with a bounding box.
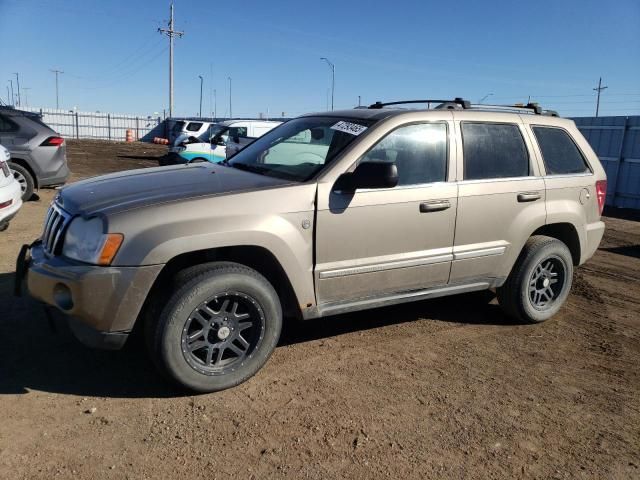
[186,122,203,132]
[0,114,19,133]
[532,126,590,175]
[228,126,248,138]
[462,123,529,180]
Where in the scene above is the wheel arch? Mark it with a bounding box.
[9,156,38,188]
[141,245,303,327]
[531,222,581,265]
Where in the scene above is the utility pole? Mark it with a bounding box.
[358,95,361,107]
[158,1,184,118]
[50,69,63,109]
[213,89,217,119]
[198,75,203,118]
[8,80,14,106]
[13,73,21,106]
[320,57,335,110]
[6,86,10,105]
[593,77,608,117]
[228,77,232,119]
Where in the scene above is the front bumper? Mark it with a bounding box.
[20,242,163,350]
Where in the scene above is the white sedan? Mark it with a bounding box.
[0,144,22,231]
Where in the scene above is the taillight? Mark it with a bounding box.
[40,136,64,147]
[595,180,607,216]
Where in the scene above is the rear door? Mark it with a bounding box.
[449,113,547,284]
[315,115,458,305]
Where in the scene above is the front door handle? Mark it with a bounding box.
[517,192,541,203]
[419,200,451,213]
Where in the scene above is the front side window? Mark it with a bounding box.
[228,116,374,182]
[186,122,203,132]
[360,123,448,185]
[462,123,529,180]
[532,126,590,175]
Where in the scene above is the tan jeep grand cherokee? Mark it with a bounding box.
[19,99,607,392]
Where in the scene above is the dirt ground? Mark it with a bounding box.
[0,140,638,479]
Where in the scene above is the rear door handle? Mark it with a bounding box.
[419,200,451,213]
[517,192,541,203]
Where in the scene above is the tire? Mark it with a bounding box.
[497,235,573,324]
[9,163,35,201]
[0,222,8,232]
[148,262,282,392]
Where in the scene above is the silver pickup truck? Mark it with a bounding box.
[19,99,607,392]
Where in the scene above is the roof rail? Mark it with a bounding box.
[368,98,471,109]
[367,98,558,116]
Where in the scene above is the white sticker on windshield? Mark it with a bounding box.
[330,121,368,136]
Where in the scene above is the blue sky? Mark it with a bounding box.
[1,0,639,118]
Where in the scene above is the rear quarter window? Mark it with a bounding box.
[532,126,590,175]
[186,122,204,132]
[0,114,19,133]
[462,122,529,180]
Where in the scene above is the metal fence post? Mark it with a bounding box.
[107,114,111,141]
[135,116,139,140]
[75,111,79,139]
[611,117,629,208]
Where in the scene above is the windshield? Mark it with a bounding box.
[227,116,373,182]
[198,124,228,142]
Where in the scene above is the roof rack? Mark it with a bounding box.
[368,98,471,109]
[367,98,558,116]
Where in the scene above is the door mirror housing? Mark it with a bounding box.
[335,161,399,192]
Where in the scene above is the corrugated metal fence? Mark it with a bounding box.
[22,107,162,142]
[573,116,640,210]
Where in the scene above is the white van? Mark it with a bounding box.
[169,120,214,144]
[167,120,282,164]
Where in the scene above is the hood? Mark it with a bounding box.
[57,163,292,216]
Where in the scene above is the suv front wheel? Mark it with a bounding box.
[148,262,283,392]
[497,236,574,323]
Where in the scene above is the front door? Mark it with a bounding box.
[315,120,458,305]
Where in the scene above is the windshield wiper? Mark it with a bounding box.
[229,162,270,175]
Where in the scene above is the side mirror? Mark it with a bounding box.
[211,136,226,146]
[335,162,398,192]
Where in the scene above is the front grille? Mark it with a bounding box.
[0,161,9,178]
[42,202,72,256]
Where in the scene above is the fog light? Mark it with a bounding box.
[53,283,73,311]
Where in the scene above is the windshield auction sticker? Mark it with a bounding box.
[330,121,368,136]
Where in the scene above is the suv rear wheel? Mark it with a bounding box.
[497,236,573,323]
[9,162,35,201]
[148,262,282,392]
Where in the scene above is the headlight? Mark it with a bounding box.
[62,216,123,265]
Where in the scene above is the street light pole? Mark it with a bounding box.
[13,73,20,106]
[8,80,14,106]
[228,77,232,119]
[320,57,335,111]
[198,75,203,118]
